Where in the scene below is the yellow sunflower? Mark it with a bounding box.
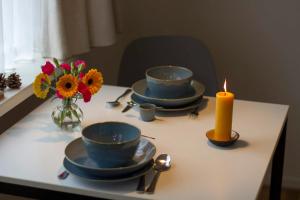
[82,69,103,94]
[56,74,78,98]
[33,73,50,99]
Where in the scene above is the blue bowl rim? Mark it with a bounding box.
[145,65,193,82]
[82,121,141,145]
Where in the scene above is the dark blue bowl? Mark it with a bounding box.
[82,122,141,168]
[146,65,193,98]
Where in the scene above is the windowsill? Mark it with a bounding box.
[0,61,44,117]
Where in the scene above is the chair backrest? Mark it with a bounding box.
[118,36,218,96]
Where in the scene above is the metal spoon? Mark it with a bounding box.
[146,154,171,194]
[107,88,132,107]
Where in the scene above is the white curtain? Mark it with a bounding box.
[0,1,4,73]
[0,0,116,72]
[42,0,116,59]
[0,0,43,72]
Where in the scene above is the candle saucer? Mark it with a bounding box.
[206,129,239,147]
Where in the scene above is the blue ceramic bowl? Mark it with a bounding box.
[82,122,141,168]
[145,65,193,98]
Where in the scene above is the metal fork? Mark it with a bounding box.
[189,106,200,119]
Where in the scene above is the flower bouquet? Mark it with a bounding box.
[33,58,103,129]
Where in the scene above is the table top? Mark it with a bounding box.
[0,85,288,200]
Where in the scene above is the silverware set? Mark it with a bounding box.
[106,88,132,107]
[137,154,171,194]
[146,154,171,193]
[105,88,137,113]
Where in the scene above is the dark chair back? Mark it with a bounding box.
[118,36,218,96]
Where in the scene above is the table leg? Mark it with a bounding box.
[269,118,287,200]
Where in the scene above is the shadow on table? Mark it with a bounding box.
[8,117,79,143]
[207,139,249,150]
[125,113,165,123]
[34,122,80,143]
[35,131,77,143]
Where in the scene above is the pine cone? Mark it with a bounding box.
[7,72,22,89]
[0,73,6,90]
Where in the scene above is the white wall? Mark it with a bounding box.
[80,0,300,188]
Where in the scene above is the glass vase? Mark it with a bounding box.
[51,99,83,129]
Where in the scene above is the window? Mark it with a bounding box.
[0,0,43,73]
[0,0,45,117]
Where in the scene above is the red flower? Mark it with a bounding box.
[75,60,86,68]
[41,61,55,75]
[78,82,87,93]
[78,82,91,102]
[56,90,64,99]
[82,90,91,102]
[79,72,85,79]
[60,63,71,71]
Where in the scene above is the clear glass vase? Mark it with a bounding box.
[51,99,83,129]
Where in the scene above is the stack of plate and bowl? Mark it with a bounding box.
[63,122,156,182]
[131,66,205,112]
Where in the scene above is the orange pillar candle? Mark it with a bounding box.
[215,80,234,141]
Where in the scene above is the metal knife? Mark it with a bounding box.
[136,175,146,193]
[122,101,136,113]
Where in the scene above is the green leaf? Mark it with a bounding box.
[70,62,76,76]
[60,109,66,125]
[53,58,60,68]
[55,68,63,78]
[71,109,80,121]
[77,64,83,73]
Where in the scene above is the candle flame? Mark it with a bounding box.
[223,79,227,92]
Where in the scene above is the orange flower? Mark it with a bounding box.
[82,69,103,94]
[56,74,78,98]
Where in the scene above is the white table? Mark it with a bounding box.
[0,85,288,200]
